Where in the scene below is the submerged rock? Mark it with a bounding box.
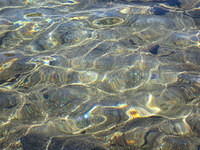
[0,1,200,150]
[21,134,107,150]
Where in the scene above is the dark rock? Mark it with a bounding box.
[149,45,160,55]
[120,116,165,132]
[157,136,193,150]
[142,128,163,149]
[151,7,169,15]
[186,114,200,136]
[0,57,35,85]
[0,90,18,109]
[197,145,200,150]
[21,134,49,150]
[165,0,181,7]
[47,137,66,150]
[21,135,108,150]
[16,102,43,121]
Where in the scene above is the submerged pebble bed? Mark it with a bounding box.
[0,0,200,150]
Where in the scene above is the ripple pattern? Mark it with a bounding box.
[0,0,200,150]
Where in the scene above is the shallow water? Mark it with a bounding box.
[0,0,200,150]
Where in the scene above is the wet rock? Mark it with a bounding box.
[0,89,19,109]
[159,63,200,73]
[159,119,191,136]
[55,22,92,45]
[23,118,77,137]
[78,70,98,83]
[176,0,200,9]
[0,51,23,63]
[0,0,19,8]
[16,65,78,89]
[29,20,94,51]
[141,128,163,149]
[42,84,99,117]
[197,145,200,150]
[119,116,165,132]
[149,44,159,55]
[14,71,42,91]
[85,41,114,61]
[152,82,199,117]
[185,50,200,65]
[110,127,163,149]
[92,17,124,28]
[21,134,107,150]
[0,56,35,85]
[186,114,200,136]
[166,32,198,48]
[195,18,200,28]
[0,19,13,35]
[117,38,137,48]
[158,49,185,64]
[95,53,140,72]
[67,95,129,130]
[98,66,147,92]
[156,136,194,150]
[0,88,23,123]
[178,73,200,86]
[83,107,128,133]
[0,122,28,150]
[165,0,181,7]
[0,31,23,49]
[15,102,44,121]
[21,133,49,150]
[151,6,169,15]
[48,135,107,150]
[131,15,177,31]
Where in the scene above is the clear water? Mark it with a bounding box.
[0,0,200,150]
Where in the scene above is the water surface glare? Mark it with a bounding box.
[0,0,200,150]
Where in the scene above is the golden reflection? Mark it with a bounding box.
[20,23,40,37]
[126,108,141,119]
[110,131,123,141]
[126,139,136,145]
[25,12,43,18]
[0,58,18,72]
[114,103,128,109]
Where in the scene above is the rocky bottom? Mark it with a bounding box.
[0,0,200,149]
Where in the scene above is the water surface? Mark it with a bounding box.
[0,0,200,150]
